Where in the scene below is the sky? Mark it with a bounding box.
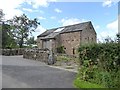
[0,0,119,42]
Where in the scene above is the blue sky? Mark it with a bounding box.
[0,0,119,41]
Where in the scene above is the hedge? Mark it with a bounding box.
[76,42,120,88]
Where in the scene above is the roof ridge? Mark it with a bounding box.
[37,21,92,37]
[47,21,91,30]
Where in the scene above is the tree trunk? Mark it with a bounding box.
[19,36,24,48]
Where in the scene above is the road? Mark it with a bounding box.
[2,55,76,88]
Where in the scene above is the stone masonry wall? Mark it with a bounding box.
[23,49,49,63]
[60,31,81,55]
[81,23,96,44]
[1,48,24,56]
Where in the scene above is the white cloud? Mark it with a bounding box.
[35,25,46,33]
[95,25,100,29]
[39,10,44,14]
[0,0,25,19]
[102,0,118,7]
[26,0,57,9]
[26,0,48,8]
[0,0,56,19]
[60,18,81,26]
[54,8,62,13]
[50,16,56,19]
[33,25,46,39]
[38,16,46,20]
[97,19,118,42]
[102,0,112,7]
[106,19,118,32]
[22,8,33,12]
[97,30,117,42]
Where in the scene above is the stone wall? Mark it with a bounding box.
[81,23,96,44]
[60,31,81,55]
[23,49,49,63]
[1,48,55,64]
[1,48,24,56]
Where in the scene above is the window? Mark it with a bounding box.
[90,26,92,29]
[92,38,93,41]
[73,48,75,55]
[88,37,89,42]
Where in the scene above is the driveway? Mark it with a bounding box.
[2,55,76,88]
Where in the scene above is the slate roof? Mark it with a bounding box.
[37,21,91,38]
[37,29,56,37]
[60,21,90,33]
[41,32,60,40]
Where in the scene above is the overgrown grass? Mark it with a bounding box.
[56,56,70,62]
[74,77,104,88]
[56,55,79,63]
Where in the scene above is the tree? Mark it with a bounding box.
[104,36,114,43]
[0,9,4,22]
[26,36,36,47]
[0,9,4,48]
[2,23,17,49]
[0,9,17,49]
[8,14,40,48]
[116,33,120,43]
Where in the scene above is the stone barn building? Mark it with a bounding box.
[37,21,97,55]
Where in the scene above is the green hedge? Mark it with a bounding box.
[76,42,120,88]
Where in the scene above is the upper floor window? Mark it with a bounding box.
[90,26,92,29]
[92,38,93,41]
[88,37,89,42]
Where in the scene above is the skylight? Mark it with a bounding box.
[54,28,64,32]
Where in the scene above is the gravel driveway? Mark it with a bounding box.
[2,55,76,88]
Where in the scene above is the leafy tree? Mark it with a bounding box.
[26,36,36,46]
[0,9,17,49]
[0,9,3,48]
[0,9,4,22]
[2,23,17,49]
[116,33,120,43]
[8,14,40,48]
[104,36,114,43]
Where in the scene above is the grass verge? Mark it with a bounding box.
[74,77,104,88]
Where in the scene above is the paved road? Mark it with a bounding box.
[2,55,76,88]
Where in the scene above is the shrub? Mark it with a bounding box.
[76,42,120,88]
[56,46,65,53]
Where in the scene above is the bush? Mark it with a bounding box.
[56,56,71,62]
[76,42,120,88]
[56,46,65,53]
